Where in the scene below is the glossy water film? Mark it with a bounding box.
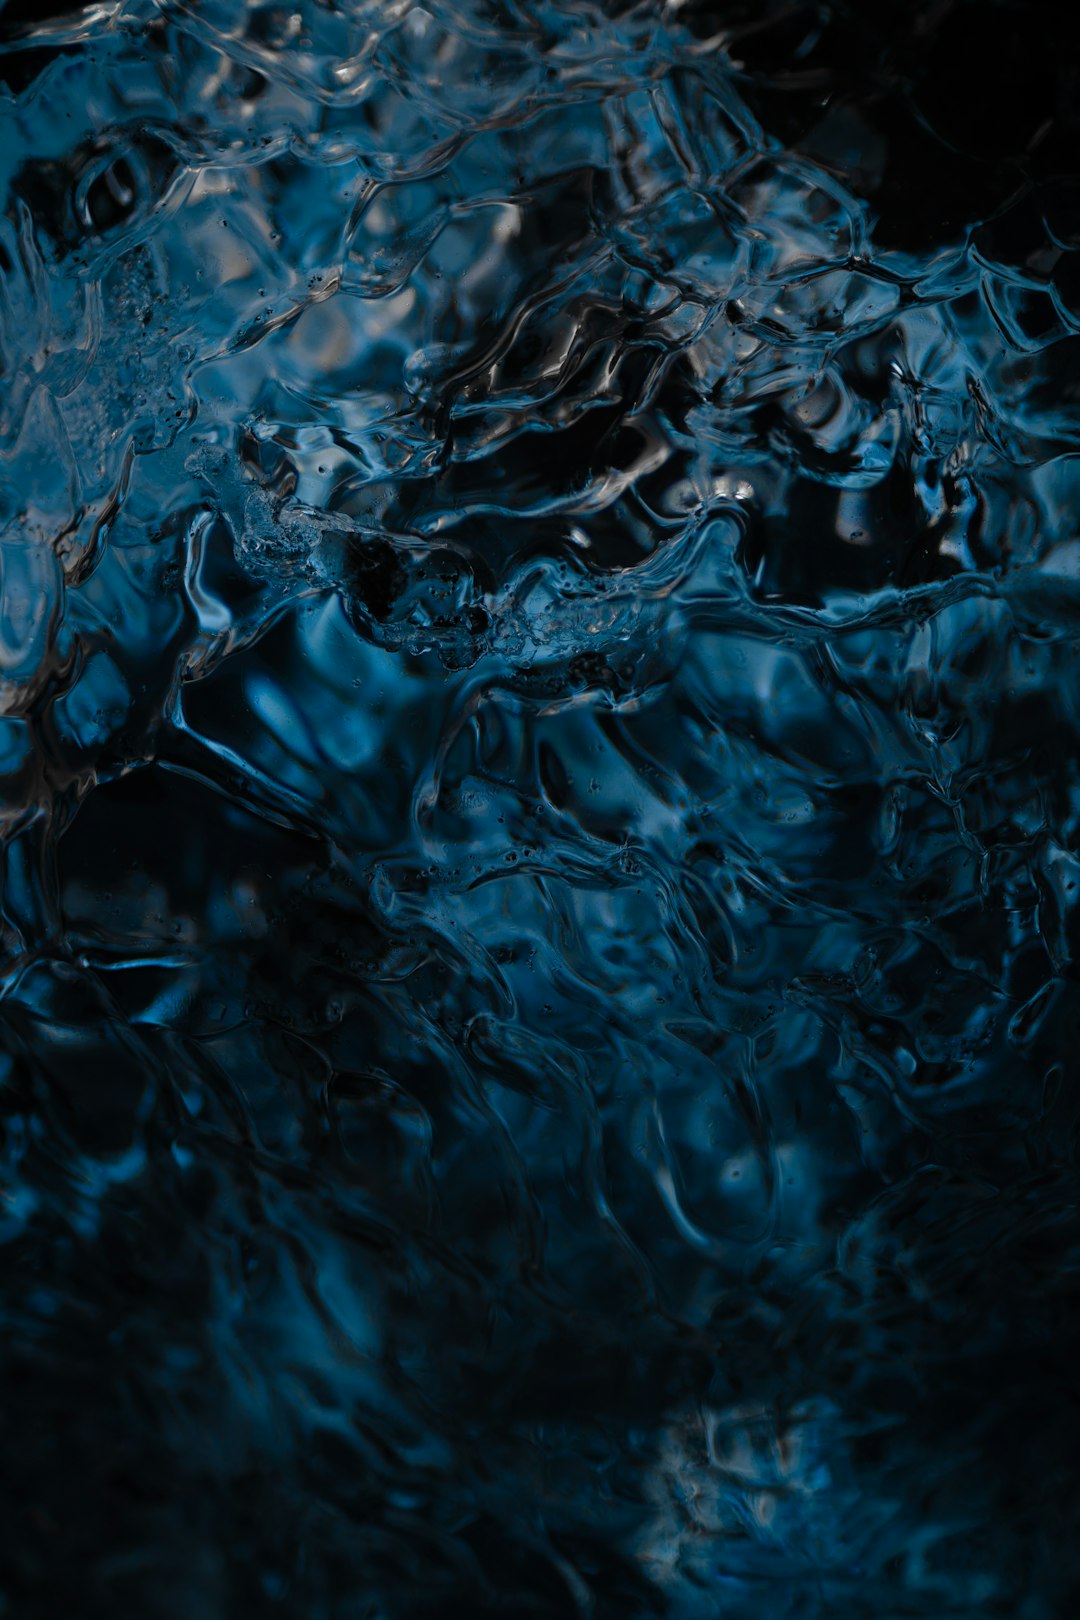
[3,1,1080,1615]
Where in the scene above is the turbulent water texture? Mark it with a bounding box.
[3,0,1080,1614]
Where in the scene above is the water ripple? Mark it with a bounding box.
[3,1,1080,1615]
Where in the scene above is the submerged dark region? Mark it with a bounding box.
[3,0,1080,1614]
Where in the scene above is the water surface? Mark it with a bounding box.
[3,2,1080,1615]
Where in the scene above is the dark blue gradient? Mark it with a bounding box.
[3,2,1080,1616]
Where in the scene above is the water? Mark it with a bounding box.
[3,1,1080,1615]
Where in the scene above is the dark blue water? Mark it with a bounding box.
[3,1,1080,1615]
